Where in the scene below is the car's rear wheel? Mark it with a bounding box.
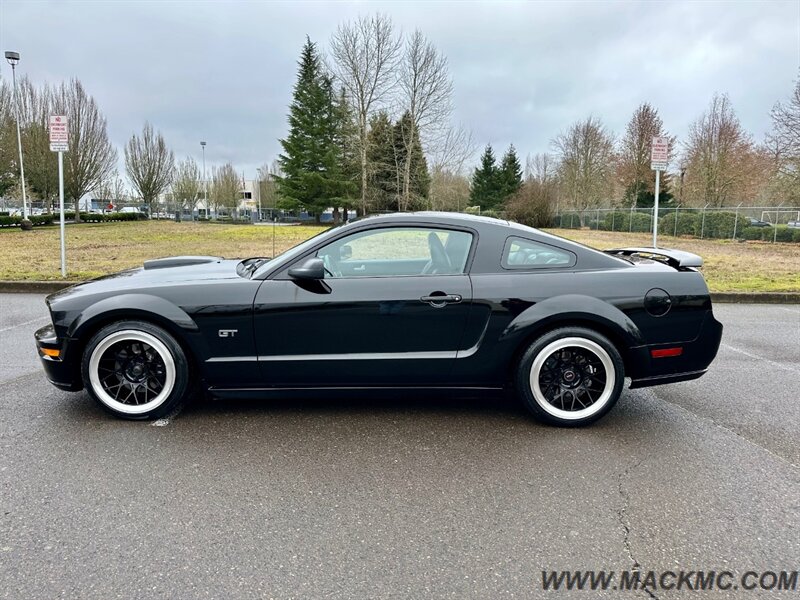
[516,327,624,427]
[81,320,190,420]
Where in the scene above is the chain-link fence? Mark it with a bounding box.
[550,205,800,243]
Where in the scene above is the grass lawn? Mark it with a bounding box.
[546,229,800,293]
[0,220,798,293]
[0,221,327,282]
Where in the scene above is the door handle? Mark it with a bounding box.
[420,293,462,308]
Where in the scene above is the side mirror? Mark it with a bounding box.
[288,257,325,280]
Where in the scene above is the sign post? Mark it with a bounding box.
[650,136,669,248]
[49,116,69,277]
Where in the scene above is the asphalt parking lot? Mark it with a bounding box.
[1,293,798,598]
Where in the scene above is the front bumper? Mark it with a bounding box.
[34,324,83,392]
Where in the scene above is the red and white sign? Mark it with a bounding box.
[651,136,669,171]
[49,115,68,152]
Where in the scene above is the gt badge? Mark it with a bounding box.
[218,329,238,338]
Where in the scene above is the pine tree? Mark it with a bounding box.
[331,87,360,221]
[276,37,346,221]
[392,111,430,210]
[470,144,502,209]
[499,145,523,204]
[366,111,398,210]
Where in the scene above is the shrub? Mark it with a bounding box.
[792,228,800,243]
[504,181,554,228]
[30,215,53,226]
[551,212,582,228]
[659,212,699,236]
[628,212,652,232]
[480,209,501,219]
[698,211,737,239]
[773,225,794,243]
[740,227,762,241]
[0,214,53,227]
[599,211,629,232]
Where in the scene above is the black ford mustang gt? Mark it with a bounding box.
[35,212,722,426]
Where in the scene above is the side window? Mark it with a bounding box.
[316,227,473,278]
[502,237,575,269]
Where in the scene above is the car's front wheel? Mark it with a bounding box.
[516,327,624,427]
[81,320,191,420]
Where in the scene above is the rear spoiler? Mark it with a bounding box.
[605,247,703,268]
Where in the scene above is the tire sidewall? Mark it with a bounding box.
[516,327,625,427]
[81,320,190,420]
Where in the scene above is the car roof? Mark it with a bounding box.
[355,211,508,227]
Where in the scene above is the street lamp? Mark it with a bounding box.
[200,141,207,218]
[5,50,28,220]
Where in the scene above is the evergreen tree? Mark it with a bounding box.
[276,37,346,221]
[499,144,523,204]
[392,111,429,210]
[332,87,360,221]
[366,111,398,210]
[470,144,502,209]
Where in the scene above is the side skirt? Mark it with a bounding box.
[207,385,505,401]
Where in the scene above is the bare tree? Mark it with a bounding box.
[171,157,201,220]
[683,94,753,207]
[428,123,476,175]
[257,160,282,212]
[524,153,557,184]
[552,116,616,219]
[96,172,128,207]
[330,14,402,215]
[428,170,470,211]
[768,78,800,200]
[0,80,16,198]
[618,103,675,205]
[210,163,240,217]
[16,78,58,209]
[397,30,453,210]
[53,79,117,221]
[124,122,174,215]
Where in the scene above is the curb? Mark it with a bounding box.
[0,280,77,294]
[710,292,800,304]
[0,280,798,304]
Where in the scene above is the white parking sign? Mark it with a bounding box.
[49,115,68,152]
[651,136,668,171]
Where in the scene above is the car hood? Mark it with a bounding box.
[47,256,243,303]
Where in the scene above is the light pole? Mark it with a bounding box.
[200,141,207,218]
[5,50,28,220]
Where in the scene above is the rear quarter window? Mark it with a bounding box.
[502,237,576,269]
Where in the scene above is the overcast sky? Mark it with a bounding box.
[1,0,798,179]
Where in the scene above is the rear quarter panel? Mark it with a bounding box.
[455,264,713,385]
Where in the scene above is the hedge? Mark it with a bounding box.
[774,225,795,243]
[599,211,629,231]
[551,212,583,228]
[550,209,800,243]
[62,211,142,222]
[0,211,142,227]
[0,214,54,227]
[658,212,699,236]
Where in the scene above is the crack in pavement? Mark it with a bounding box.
[618,456,659,600]
[647,389,800,472]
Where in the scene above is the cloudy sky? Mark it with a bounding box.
[1,0,798,179]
